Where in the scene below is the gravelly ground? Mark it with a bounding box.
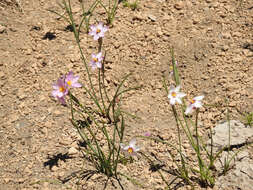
[0,0,252,189]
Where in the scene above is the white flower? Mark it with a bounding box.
[168,85,186,105]
[120,139,140,156]
[89,22,108,40]
[185,95,204,115]
[90,52,103,69]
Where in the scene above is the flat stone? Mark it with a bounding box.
[174,2,184,10]
[0,25,6,33]
[215,150,253,190]
[59,137,72,146]
[68,147,78,155]
[148,14,156,22]
[207,120,253,151]
[51,165,58,172]
[133,13,145,21]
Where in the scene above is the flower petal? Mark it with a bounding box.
[194,95,204,101]
[194,101,202,108]
[170,98,176,105]
[52,90,59,98]
[176,97,182,104]
[72,82,82,88]
[177,92,186,98]
[94,35,100,40]
[96,62,102,68]
[175,85,181,92]
[185,105,193,115]
[57,96,66,105]
[129,139,136,147]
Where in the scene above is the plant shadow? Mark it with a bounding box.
[43,153,73,170]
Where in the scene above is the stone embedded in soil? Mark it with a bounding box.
[207,120,253,151]
[59,137,72,146]
[68,147,78,155]
[207,120,253,190]
[16,89,27,100]
[0,71,5,79]
[51,165,58,172]
[15,118,32,129]
[133,13,146,21]
[0,24,6,33]
[174,2,184,10]
[215,150,253,190]
[148,14,157,22]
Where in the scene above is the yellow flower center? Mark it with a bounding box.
[190,99,195,104]
[169,66,173,70]
[127,147,133,154]
[171,92,177,97]
[96,29,101,34]
[67,80,72,86]
[59,86,65,92]
[93,58,98,62]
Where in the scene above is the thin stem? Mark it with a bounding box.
[172,106,182,153]
[101,51,111,105]
[195,108,200,153]
[63,0,100,109]
[171,48,180,86]
[98,69,107,115]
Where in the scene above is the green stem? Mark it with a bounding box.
[63,0,101,112]
[195,108,200,153]
[98,69,107,115]
[172,106,182,153]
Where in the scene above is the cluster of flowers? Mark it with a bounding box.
[52,22,108,104]
[52,71,82,104]
[89,22,108,69]
[168,85,204,115]
[52,21,203,158]
[120,87,204,157]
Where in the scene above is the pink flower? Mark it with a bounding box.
[144,132,151,137]
[89,22,108,40]
[90,52,103,69]
[185,95,204,115]
[52,78,68,98]
[52,72,82,104]
[65,71,82,88]
[57,96,66,105]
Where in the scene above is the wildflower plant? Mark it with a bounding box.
[135,48,240,188]
[122,0,139,11]
[240,111,253,127]
[50,0,140,183]
[49,1,240,188]
[98,0,120,25]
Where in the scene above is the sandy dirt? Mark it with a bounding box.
[0,0,252,189]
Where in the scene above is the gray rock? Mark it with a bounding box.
[206,120,253,190]
[207,120,253,151]
[215,150,253,190]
